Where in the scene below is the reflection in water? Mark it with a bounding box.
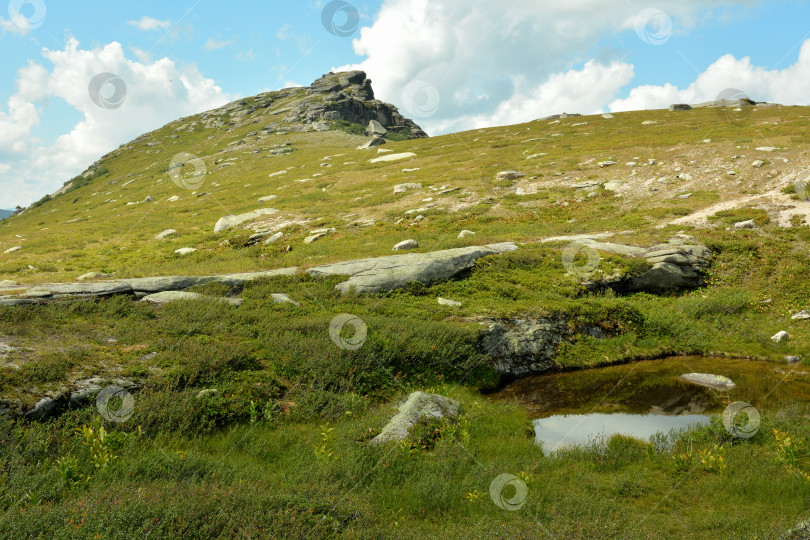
[489,356,810,451]
[534,413,710,452]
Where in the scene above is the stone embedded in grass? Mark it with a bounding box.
[369,152,416,163]
[356,137,386,150]
[752,160,766,168]
[155,229,176,240]
[3,246,22,254]
[772,331,789,343]
[402,168,420,172]
[214,208,279,233]
[437,297,462,307]
[734,219,756,230]
[602,113,614,119]
[258,195,278,202]
[77,272,113,281]
[641,120,658,125]
[786,356,802,364]
[526,153,548,159]
[305,229,334,244]
[140,290,242,306]
[394,183,422,194]
[268,170,288,177]
[307,242,519,294]
[264,232,283,244]
[393,239,418,251]
[680,373,736,390]
[370,391,461,444]
[598,161,617,168]
[142,195,154,203]
[167,195,180,202]
[496,170,525,181]
[270,293,300,306]
[791,310,810,320]
[756,147,779,152]
[174,247,197,256]
[458,230,475,239]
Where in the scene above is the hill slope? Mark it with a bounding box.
[1,75,810,537]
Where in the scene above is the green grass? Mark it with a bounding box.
[1,93,810,536]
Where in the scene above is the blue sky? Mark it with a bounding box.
[1,0,810,208]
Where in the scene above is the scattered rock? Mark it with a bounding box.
[598,161,617,168]
[791,310,810,320]
[786,356,802,365]
[602,113,614,119]
[604,180,624,191]
[196,389,219,399]
[174,248,197,256]
[496,171,525,181]
[357,137,386,150]
[680,373,736,390]
[458,230,475,239]
[752,160,766,168]
[264,232,284,244]
[77,272,112,281]
[369,152,416,164]
[641,120,658,125]
[155,229,176,240]
[142,195,154,203]
[270,293,300,306]
[3,246,22,254]
[258,195,278,202]
[755,147,779,152]
[393,239,418,251]
[167,195,180,202]
[371,392,461,444]
[214,208,279,233]
[437,297,462,307]
[141,291,242,306]
[734,220,756,230]
[394,183,422,194]
[772,331,789,343]
[366,120,387,137]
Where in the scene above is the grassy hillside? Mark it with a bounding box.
[1,92,810,537]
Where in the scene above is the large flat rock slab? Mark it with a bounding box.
[306,242,519,294]
[22,282,134,298]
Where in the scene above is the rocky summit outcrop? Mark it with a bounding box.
[279,71,427,139]
[371,392,461,444]
[306,242,519,294]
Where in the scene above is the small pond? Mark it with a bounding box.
[489,356,810,452]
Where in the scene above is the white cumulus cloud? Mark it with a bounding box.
[337,0,760,134]
[0,38,232,208]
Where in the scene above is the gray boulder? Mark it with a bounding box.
[357,137,386,150]
[669,104,692,111]
[371,392,461,444]
[140,291,242,306]
[393,239,418,251]
[735,220,756,230]
[366,120,387,137]
[214,208,279,233]
[394,183,422,194]
[680,373,736,390]
[307,242,518,294]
